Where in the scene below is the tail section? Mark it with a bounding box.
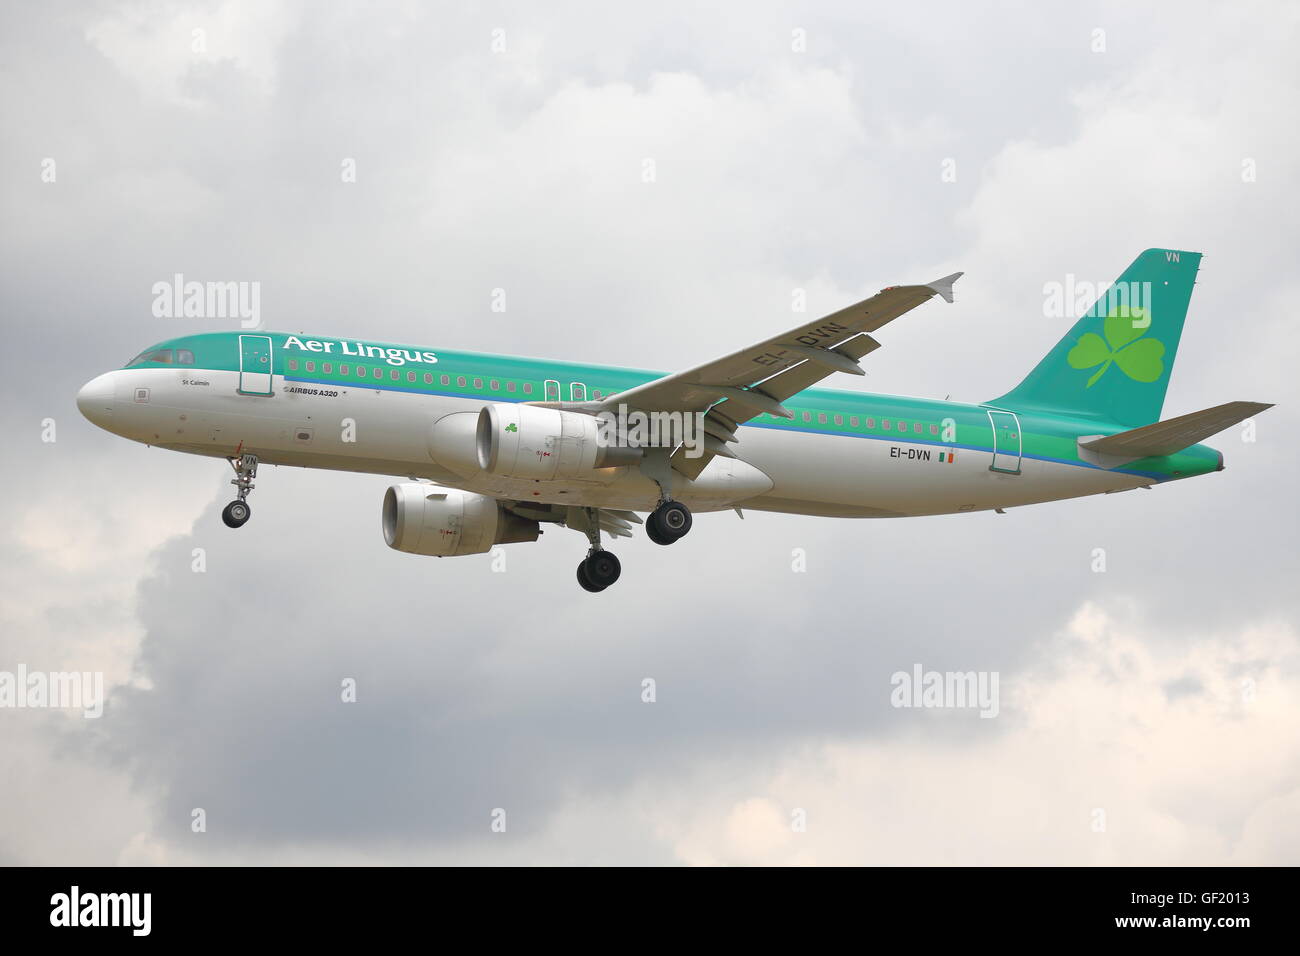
[991,248,1201,427]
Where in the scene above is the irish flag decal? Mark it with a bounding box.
[937,451,956,464]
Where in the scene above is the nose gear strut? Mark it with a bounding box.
[222,453,259,528]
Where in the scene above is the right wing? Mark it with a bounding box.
[598,272,962,475]
[603,273,962,423]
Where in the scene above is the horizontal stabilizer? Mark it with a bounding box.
[1079,401,1273,465]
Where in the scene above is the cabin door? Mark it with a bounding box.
[238,334,274,396]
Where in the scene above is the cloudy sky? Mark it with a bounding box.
[2,0,1297,865]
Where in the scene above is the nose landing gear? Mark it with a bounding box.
[221,499,251,528]
[222,453,258,528]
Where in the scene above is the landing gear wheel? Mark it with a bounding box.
[645,521,670,546]
[647,501,692,544]
[581,550,621,590]
[577,562,605,592]
[222,500,251,528]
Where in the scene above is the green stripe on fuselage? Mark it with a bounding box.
[124,330,1222,482]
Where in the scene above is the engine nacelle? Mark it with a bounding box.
[476,403,639,480]
[382,483,539,557]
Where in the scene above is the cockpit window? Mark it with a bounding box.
[176,349,195,365]
[127,349,175,366]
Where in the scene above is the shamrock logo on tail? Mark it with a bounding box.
[1067,306,1165,387]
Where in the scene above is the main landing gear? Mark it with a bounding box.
[575,507,622,592]
[221,453,258,529]
[638,449,692,546]
[577,549,622,593]
[646,500,692,545]
[571,500,695,592]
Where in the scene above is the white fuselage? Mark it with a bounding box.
[76,367,1148,518]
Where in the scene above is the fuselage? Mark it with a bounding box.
[76,330,1223,518]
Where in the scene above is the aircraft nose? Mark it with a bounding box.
[76,372,117,427]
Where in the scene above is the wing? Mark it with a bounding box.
[599,271,962,476]
[504,501,643,540]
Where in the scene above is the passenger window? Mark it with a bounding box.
[834,414,843,426]
[592,389,602,400]
[322,362,332,373]
[802,411,811,423]
[374,367,383,379]
[883,420,891,430]
[570,382,587,402]
[288,359,299,371]
[818,413,827,424]
[490,379,499,391]
[340,364,349,375]
[930,424,939,435]
[914,422,922,433]
[457,376,466,387]
[440,375,450,386]
[424,373,433,384]
[305,361,315,372]
[473,377,483,389]
[866,417,875,429]
[850,416,859,427]
[507,381,516,393]
[523,383,533,395]
[407,370,416,382]
[390,369,400,380]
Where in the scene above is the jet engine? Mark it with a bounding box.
[382,483,539,557]
[475,403,640,480]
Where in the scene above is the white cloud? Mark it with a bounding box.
[85,0,301,106]
[656,605,1300,865]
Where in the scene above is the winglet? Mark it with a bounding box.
[925,272,963,304]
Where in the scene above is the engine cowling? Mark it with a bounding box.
[476,403,639,480]
[382,483,539,556]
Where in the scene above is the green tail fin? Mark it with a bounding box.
[990,248,1202,427]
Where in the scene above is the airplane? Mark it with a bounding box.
[77,248,1271,592]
